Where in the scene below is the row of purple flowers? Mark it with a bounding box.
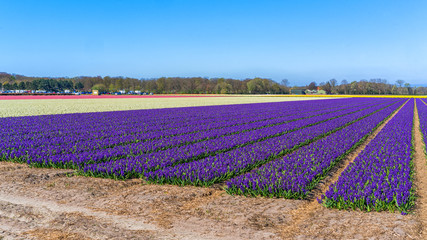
[4,99,369,161]
[2,99,371,164]
[417,99,427,155]
[18,100,386,169]
[225,99,404,199]
[321,99,414,213]
[85,99,400,181]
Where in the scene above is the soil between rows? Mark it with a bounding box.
[0,101,426,239]
[0,162,422,239]
[413,100,427,239]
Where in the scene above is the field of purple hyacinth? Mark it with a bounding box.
[321,99,415,213]
[145,99,401,186]
[417,99,427,155]
[225,99,404,199]
[0,97,422,214]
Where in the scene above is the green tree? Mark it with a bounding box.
[3,83,11,90]
[75,82,84,90]
[91,83,107,93]
[247,80,256,94]
[18,81,26,90]
[214,81,232,94]
[156,77,166,93]
[116,78,124,90]
[271,83,281,94]
[247,78,264,93]
[25,81,32,90]
[108,83,116,92]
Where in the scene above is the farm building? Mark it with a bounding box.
[291,89,306,95]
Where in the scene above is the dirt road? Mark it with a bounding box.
[0,159,422,240]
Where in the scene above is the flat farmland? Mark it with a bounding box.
[0,97,427,240]
[0,95,336,118]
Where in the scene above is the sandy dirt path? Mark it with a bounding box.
[0,161,420,240]
[414,100,427,239]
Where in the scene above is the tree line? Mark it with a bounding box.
[0,73,289,94]
[304,78,426,95]
[0,78,76,92]
[0,72,425,95]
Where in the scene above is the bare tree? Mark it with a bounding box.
[416,87,427,95]
[308,81,317,90]
[340,79,349,94]
[325,79,337,94]
[359,80,370,94]
[321,82,332,93]
[404,83,412,95]
[396,79,405,88]
[281,79,289,87]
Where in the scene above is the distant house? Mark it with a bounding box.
[305,89,317,95]
[291,89,306,95]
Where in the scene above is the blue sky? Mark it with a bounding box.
[1,0,427,85]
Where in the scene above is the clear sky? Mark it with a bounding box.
[1,0,427,85]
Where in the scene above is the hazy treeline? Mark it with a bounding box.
[0,72,425,95]
[305,78,427,95]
